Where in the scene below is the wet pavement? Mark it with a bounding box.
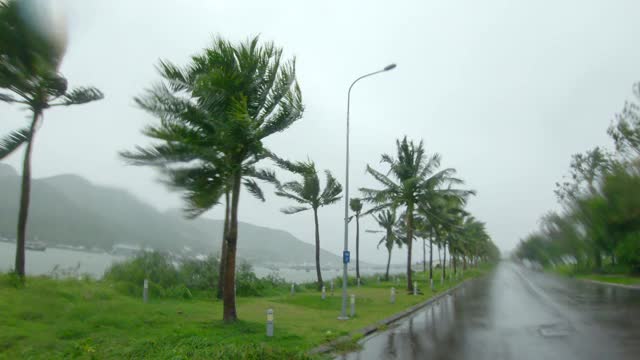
[338,262,640,360]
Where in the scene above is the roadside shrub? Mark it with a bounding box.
[236,261,268,297]
[616,232,640,274]
[166,284,193,300]
[105,252,290,299]
[104,251,179,290]
[178,255,219,291]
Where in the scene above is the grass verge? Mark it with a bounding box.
[0,265,491,359]
[548,264,640,286]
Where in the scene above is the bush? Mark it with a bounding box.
[616,232,640,274]
[104,251,179,290]
[178,255,219,291]
[104,252,289,299]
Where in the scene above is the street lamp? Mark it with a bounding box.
[339,63,397,320]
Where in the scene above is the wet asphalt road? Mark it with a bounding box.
[338,262,640,360]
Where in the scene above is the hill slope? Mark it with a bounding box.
[0,164,341,265]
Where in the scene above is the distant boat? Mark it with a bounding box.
[25,241,47,251]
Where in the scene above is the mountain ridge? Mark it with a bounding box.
[0,163,343,265]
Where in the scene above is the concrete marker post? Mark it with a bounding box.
[330,280,334,296]
[350,294,356,317]
[266,308,274,337]
[430,278,434,291]
[291,283,295,295]
[322,286,326,300]
[143,279,149,303]
[390,287,396,304]
[357,277,361,288]
[413,281,418,296]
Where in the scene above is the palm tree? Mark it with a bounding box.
[0,0,103,278]
[367,209,401,280]
[360,137,469,292]
[423,195,469,279]
[349,198,363,279]
[122,36,303,322]
[272,158,342,289]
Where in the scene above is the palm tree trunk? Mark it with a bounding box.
[453,254,457,274]
[216,190,230,300]
[313,207,323,290]
[355,215,360,280]
[443,241,447,279]
[429,228,433,281]
[406,203,414,292]
[223,171,241,323]
[15,112,39,278]
[385,248,392,281]
[422,238,426,273]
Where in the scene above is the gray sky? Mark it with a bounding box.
[2,0,640,265]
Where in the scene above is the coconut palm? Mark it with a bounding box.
[0,0,103,278]
[360,137,470,291]
[122,36,303,322]
[272,158,342,289]
[349,198,363,279]
[421,195,469,279]
[367,209,402,280]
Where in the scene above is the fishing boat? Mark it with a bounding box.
[25,241,47,251]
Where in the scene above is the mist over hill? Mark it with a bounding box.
[0,163,342,265]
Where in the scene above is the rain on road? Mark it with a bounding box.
[338,262,640,360]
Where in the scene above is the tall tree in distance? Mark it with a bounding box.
[349,198,363,280]
[367,209,400,280]
[0,0,103,278]
[608,82,640,159]
[361,137,469,292]
[122,36,303,322]
[273,158,342,289]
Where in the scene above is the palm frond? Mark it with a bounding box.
[275,188,309,205]
[0,127,30,159]
[243,178,265,202]
[56,87,104,106]
[319,170,342,206]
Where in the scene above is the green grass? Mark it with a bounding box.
[0,265,491,359]
[548,264,640,286]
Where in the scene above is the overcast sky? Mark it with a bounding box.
[1,0,639,265]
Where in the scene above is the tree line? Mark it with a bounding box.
[0,1,498,324]
[515,84,640,274]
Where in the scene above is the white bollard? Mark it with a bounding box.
[330,280,334,296]
[413,281,418,296]
[390,287,396,304]
[377,276,381,284]
[266,308,274,337]
[143,279,149,303]
[357,277,361,287]
[430,278,434,291]
[350,294,356,317]
[291,283,295,295]
[322,286,326,300]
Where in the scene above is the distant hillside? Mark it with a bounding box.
[0,164,342,265]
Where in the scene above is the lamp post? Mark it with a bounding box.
[339,63,397,320]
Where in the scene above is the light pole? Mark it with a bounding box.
[339,63,397,320]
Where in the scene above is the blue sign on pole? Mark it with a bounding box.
[343,251,350,264]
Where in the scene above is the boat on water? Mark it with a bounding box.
[25,241,47,251]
